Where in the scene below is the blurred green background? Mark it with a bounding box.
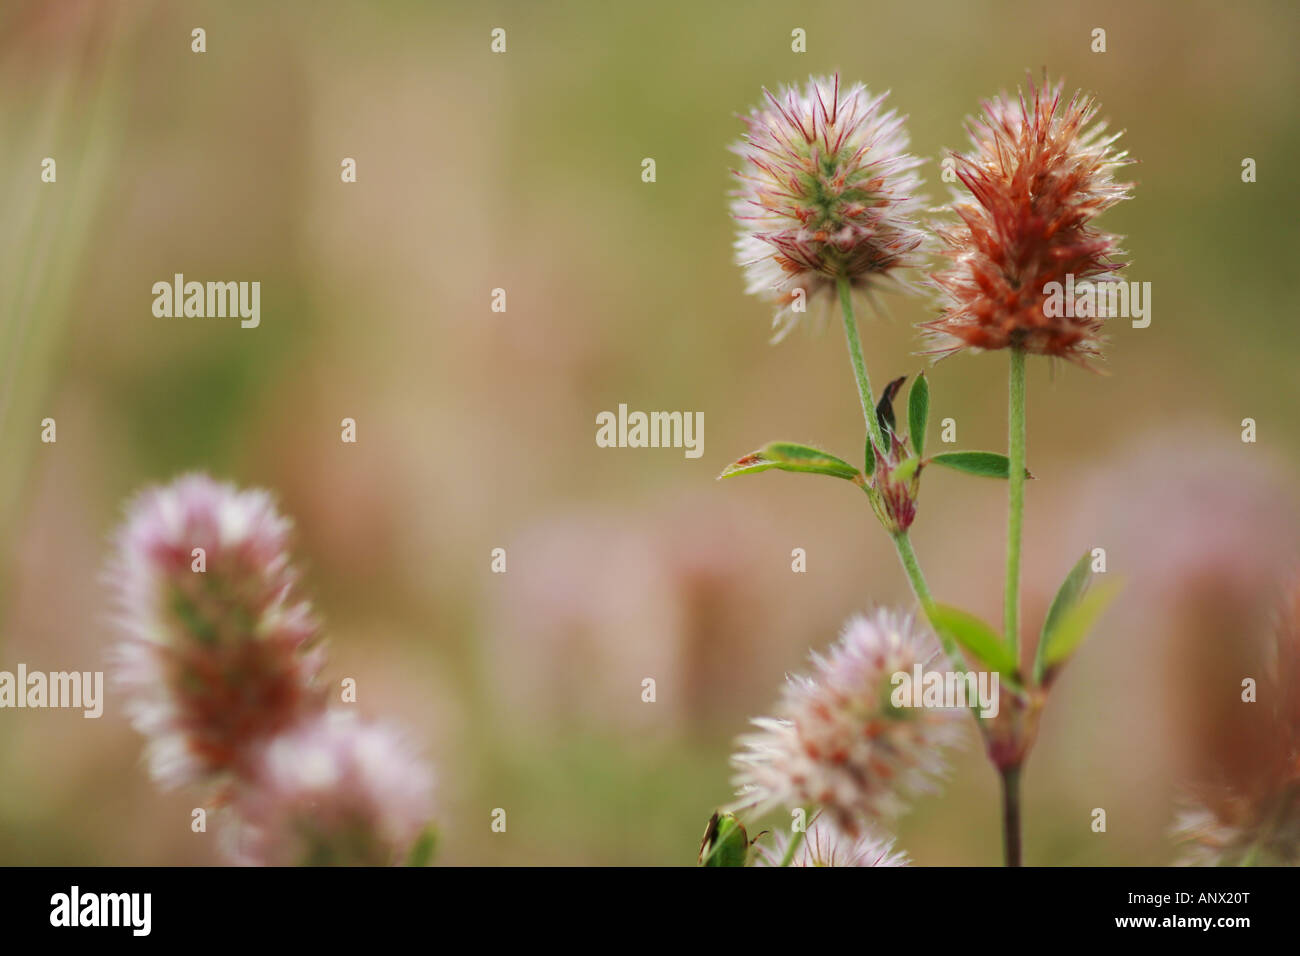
[1,0,1298,865]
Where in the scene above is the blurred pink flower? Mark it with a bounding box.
[481,496,820,734]
[753,813,909,867]
[1068,429,1300,776]
[1070,431,1299,614]
[731,74,926,342]
[1172,575,1300,865]
[225,711,435,866]
[108,473,326,789]
[730,609,963,833]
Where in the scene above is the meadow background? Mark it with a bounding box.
[1,0,1298,864]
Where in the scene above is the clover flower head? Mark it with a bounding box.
[108,473,326,788]
[1171,789,1300,867]
[924,74,1134,363]
[225,711,436,866]
[730,608,963,832]
[731,74,927,342]
[754,813,909,867]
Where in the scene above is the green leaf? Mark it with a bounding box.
[929,451,1032,479]
[908,373,930,458]
[1041,578,1122,675]
[928,604,1019,677]
[719,442,861,481]
[1040,551,1093,652]
[405,826,438,867]
[864,433,876,475]
[875,376,906,437]
[699,812,749,867]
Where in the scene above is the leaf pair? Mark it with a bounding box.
[887,373,1030,480]
[866,374,924,472]
[926,552,1120,694]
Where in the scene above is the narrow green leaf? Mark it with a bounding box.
[1040,551,1093,651]
[864,433,876,475]
[908,373,930,458]
[929,451,1032,479]
[1042,579,1121,674]
[928,604,1018,677]
[719,442,861,481]
[405,826,438,867]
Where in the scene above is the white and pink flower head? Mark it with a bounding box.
[754,812,909,867]
[731,74,927,341]
[731,608,963,833]
[108,473,326,789]
[226,711,435,866]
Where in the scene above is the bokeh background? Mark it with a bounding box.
[1,0,1298,865]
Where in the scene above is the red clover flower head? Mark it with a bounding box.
[925,75,1133,363]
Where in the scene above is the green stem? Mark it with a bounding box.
[892,530,949,654]
[1001,352,1027,865]
[1000,765,1023,866]
[838,280,962,674]
[779,811,811,866]
[895,530,992,740]
[1004,348,1027,658]
[891,531,934,612]
[836,277,887,457]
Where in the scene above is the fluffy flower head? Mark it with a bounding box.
[754,813,909,867]
[109,473,325,788]
[730,609,963,832]
[731,74,927,341]
[226,711,436,866]
[925,75,1133,363]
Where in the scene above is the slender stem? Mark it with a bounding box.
[779,811,811,867]
[891,531,935,613]
[1000,765,1023,866]
[1001,351,1027,865]
[837,282,936,621]
[1004,348,1027,657]
[837,280,962,674]
[889,530,941,621]
[895,530,992,743]
[836,277,887,456]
